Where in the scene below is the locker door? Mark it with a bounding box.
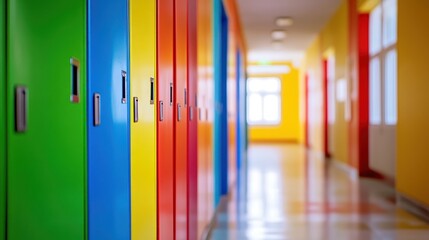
[0,0,5,238]
[6,0,86,239]
[157,0,175,239]
[87,0,130,239]
[204,0,215,221]
[174,0,188,239]
[130,0,157,239]
[187,0,198,239]
[213,0,229,207]
[196,0,209,236]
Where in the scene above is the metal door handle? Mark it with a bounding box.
[150,77,154,104]
[159,101,164,121]
[134,97,139,123]
[70,58,80,103]
[169,83,173,106]
[121,71,127,103]
[184,88,187,106]
[94,93,101,126]
[189,106,193,121]
[15,86,28,132]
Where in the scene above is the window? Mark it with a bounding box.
[383,0,397,48]
[369,5,382,55]
[247,77,281,125]
[384,50,397,125]
[369,0,397,125]
[370,58,381,124]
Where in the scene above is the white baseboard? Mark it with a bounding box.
[330,158,358,179]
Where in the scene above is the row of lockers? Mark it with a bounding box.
[0,0,247,239]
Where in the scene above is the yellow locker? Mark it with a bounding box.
[130,0,157,239]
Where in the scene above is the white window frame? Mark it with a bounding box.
[369,0,397,126]
[247,77,282,126]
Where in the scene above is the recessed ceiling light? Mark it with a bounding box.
[271,30,287,40]
[272,40,284,49]
[275,17,294,27]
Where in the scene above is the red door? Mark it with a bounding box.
[157,0,175,239]
[187,0,198,239]
[323,59,330,157]
[174,0,188,239]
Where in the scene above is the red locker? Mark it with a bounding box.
[187,0,198,239]
[157,0,175,239]
[174,0,188,239]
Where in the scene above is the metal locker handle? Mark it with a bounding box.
[150,77,154,104]
[199,108,202,121]
[94,93,101,126]
[184,88,187,106]
[177,103,181,122]
[159,101,164,121]
[134,97,139,123]
[15,86,28,132]
[169,83,173,106]
[189,106,193,121]
[70,58,80,103]
[121,71,127,103]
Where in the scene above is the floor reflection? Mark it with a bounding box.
[210,143,429,240]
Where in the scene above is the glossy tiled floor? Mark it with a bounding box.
[210,144,429,240]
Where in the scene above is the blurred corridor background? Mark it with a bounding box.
[210,0,429,239]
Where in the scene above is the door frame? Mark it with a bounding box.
[323,59,330,158]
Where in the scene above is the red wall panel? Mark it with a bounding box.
[358,14,370,174]
[348,0,371,175]
[323,59,329,157]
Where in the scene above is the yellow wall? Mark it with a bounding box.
[358,0,380,12]
[300,0,349,163]
[322,1,349,163]
[249,63,300,142]
[397,0,429,206]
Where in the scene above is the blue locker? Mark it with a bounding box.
[87,0,130,239]
[213,0,229,206]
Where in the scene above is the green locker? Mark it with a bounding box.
[6,0,86,239]
[1,0,5,238]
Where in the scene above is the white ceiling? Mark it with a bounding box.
[236,0,342,63]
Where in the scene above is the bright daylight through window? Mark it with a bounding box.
[369,0,397,125]
[247,77,281,125]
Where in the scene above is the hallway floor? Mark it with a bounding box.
[210,144,429,240]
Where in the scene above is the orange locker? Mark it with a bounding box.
[157,0,175,239]
[197,0,208,236]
